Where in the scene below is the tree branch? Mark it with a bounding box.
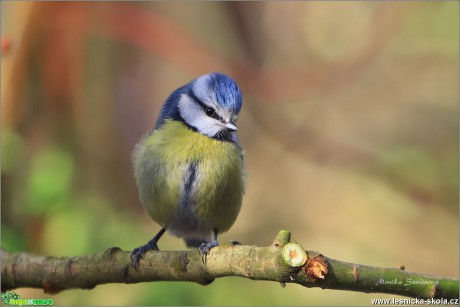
[1,230,458,300]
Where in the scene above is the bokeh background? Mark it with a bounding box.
[1,1,458,306]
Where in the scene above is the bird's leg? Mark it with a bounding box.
[131,227,166,270]
[199,229,219,263]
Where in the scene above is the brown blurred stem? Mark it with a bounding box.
[1,230,458,300]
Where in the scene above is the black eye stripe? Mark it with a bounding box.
[189,91,224,122]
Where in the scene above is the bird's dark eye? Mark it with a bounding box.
[205,107,216,117]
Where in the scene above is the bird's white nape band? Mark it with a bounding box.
[192,74,214,106]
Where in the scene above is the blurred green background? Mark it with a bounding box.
[1,1,458,306]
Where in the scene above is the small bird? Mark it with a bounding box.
[131,72,245,268]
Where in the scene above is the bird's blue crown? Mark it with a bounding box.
[203,72,242,113]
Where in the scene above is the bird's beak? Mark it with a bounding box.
[224,122,238,131]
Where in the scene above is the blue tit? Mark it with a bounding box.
[131,72,245,268]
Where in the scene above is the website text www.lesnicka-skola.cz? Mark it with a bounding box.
[371,297,459,305]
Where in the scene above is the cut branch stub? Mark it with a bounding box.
[281,243,307,267]
[305,254,328,281]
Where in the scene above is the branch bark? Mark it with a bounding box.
[1,230,458,300]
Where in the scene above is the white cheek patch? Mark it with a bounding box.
[178,94,223,137]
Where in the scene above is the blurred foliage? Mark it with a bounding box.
[375,146,458,210]
[25,146,74,216]
[1,1,458,306]
[1,129,25,173]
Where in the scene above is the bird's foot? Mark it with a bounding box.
[131,227,166,270]
[131,241,159,270]
[199,240,219,263]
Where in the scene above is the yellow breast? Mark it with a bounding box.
[133,120,245,236]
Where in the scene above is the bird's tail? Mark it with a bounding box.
[184,238,210,248]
